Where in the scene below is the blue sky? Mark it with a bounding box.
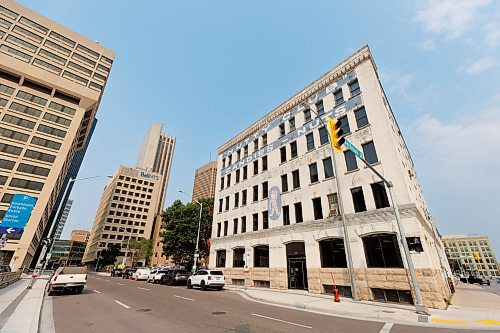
[19,1,500,256]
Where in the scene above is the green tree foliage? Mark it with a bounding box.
[160,198,214,268]
[97,243,121,267]
[127,237,153,266]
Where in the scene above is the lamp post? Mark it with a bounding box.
[118,227,133,267]
[37,175,112,270]
[178,191,203,273]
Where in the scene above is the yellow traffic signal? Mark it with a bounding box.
[327,117,345,153]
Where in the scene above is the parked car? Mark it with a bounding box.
[111,267,123,277]
[187,269,225,290]
[496,277,500,284]
[146,268,158,283]
[122,268,136,279]
[133,268,151,281]
[161,269,190,286]
[148,269,170,284]
[468,276,490,285]
[47,266,87,295]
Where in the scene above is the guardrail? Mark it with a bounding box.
[0,271,22,289]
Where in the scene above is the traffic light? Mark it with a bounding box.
[327,117,345,153]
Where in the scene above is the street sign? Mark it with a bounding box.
[0,194,37,235]
[344,140,364,160]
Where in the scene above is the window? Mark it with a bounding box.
[241,216,247,233]
[223,221,228,236]
[295,202,303,223]
[280,147,287,163]
[289,117,296,131]
[262,134,267,146]
[344,150,358,171]
[283,205,290,225]
[50,31,75,47]
[31,136,61,150]
[334,89,344,105]
[362,141,378,164]
[407,237,424,253]
[253,185,258,202]
[309,163,319,183]
[0,143,22,156]
[225,196,230,211]
[262,211,269,229]
[236,169,240,183]
[363,234,403,268]
[371,182,390,209]
[0,159,15,170]
[254,245,269,267]
[216,250,226,267]
[226,174,231,188]
[43,113,71,126]
[262,156,268,171]
[319,127,329,145]
[20,16,48,34]
[218,199,223,213]
[339,115,350,134]
[0,83,15,95]
[304,108,311,122]
[355,107,369,128]
[236,149,241,160]
[37,124,66,138]
[17,163,50,177]
[306,133,315,151]
[1,44,32,62]
[9,178,44,191]
[327,193,339,216]
[48,101,76,116]
[351,187,367,212]
[253,160,258,175]
[262,181,268,199]
[63,71,88,85]
[319,238,347,268]
[243,145,248,157]
[33,58,62,74]
[233,248,245,267]
[233,218,238,234]
[279,123,286,136]
[6,35,37,51]
[234,193,239,208]
[253,213,258,231]
[281,174,288,192]
[288,171,299,191]
[316,100,324,115]
[323,157,334,178]
[220,177,224,190]
[254,139,258,152]
[77,44,99,59]
[290,141,297,158]
[2,114,35,129]
[242,165,248,180]
[313,197,323,220]
[242,189,247,206]
[16,90,47,106]
[349,79,361,96]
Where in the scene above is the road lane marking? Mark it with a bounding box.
[117,283,124,286]
[115,300,130,309]
[105,279,110,282]
[379,323,393,333]
[174,295,196,302]
[251,313,312,329]
[93,290,102,294]
[477,319,500,325]
[137,287,149,290]
[431,318,469,325]
[96,277,101,280]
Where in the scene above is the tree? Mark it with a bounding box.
[160,198,214,269]
[97,243,121,268]
[127,238,153,267]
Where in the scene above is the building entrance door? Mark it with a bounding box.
[286,242,308,290]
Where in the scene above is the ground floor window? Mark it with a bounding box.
[254,280,270,288]
[233,248,245,268]
[254,245,269,267]
[216,249,226,268]
[319,238,347,268]
[232,279,245,286]
[372,288,413,304]
[323,284,352,298]
[363,234,403,268]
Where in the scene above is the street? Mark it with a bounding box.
[43,275,493,333]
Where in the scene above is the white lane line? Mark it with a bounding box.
[105,279,110,282]
[96,277,101,280]
[115,300,130,309]
[137,287,149,290]
[93,290,102,294]
[251,313,312,329]
[174,295,196,302]
[379,323,393,333]
[117,283,124,286]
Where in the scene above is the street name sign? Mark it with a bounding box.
[344,140,364,160]
[0,194,37,235]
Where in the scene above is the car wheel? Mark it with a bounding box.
[76,287,83,294]
[216,287,223,291]
[187,280,192,289]
[200,280,207,291]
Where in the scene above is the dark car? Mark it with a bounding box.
[121,268,136,279]
[160,269,191,286]
[111,268,123,277]
[468,276,490,285]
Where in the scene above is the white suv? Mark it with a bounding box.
[187,269,225,291]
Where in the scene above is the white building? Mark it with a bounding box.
[53,199,73,239]
[209,46,452,309]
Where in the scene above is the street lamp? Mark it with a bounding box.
[37,175,112,270]
[178,190,203,273]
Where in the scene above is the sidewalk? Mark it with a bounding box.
[0,277,49,333]
[226,284,500,330]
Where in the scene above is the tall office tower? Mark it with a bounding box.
[83,124,175,266]
[210,46,452,309]
[0,0,114,269]
[70,229,90,243]
[192,161,217,202]
[53,199,72,239]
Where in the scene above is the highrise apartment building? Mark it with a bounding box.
[442,234,499,278]
[0,0,114,269]
[53,199,73,239]
[83,124,175,266]
[192,161,217,201]
[70,229,89,243]
[210,46,452,309]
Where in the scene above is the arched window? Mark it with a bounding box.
[362,234,403,268]
[319,238,347,268]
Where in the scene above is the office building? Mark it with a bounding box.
[83,124,175,266]
[0,0,114,269]
[210,46,452,309]
[70,229,89,243]
[442,234,499,278]
[48,239,85,268]
[192,161,217,201]
[53,199,72,239]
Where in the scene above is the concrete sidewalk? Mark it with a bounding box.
[227,284,500,330]
[0,277,49,333]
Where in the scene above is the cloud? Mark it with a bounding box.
[415,0,491,40]
[416,39,437,51]
[464,56,497,75]
[484,21,500,46]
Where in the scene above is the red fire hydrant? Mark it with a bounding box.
[334,288,340,302]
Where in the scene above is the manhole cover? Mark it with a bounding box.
[211,311,226,315]
[136,309,151,312]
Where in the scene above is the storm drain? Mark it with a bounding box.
[211,311,226,315]
[136,309,152,312]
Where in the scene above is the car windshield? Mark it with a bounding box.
[210,271,223,275]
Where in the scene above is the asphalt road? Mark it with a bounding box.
[46,275,493,333]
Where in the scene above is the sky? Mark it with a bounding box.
[18,0,500,256]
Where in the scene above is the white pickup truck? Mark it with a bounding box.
[47,266,87,295]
